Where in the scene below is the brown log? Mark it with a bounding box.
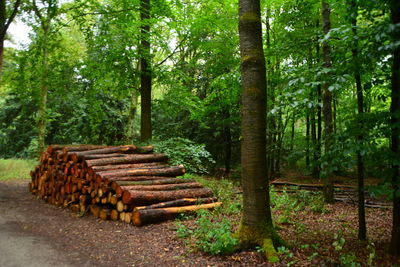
[90,205,100,218]
[111,209,119,221]
[124,212,132,223]
[122,188,213,206]
[85,154,168,167]
[99,208,111,220]
[90,162,167,172]
[115,182,203,197]
[83,153,127,160]
[70,145,138,162]
[136,145,154,154]
[135,197,218,210]
[111,178,195,191]
[132,202,222,226]
[61,145,107,153]
[97,166,185,180]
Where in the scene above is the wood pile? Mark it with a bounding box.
[29,144,221,226]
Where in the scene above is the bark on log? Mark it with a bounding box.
[83,153,127,160]
[111,178,195,191]
[135,197,218,210]
[97,166,185,180]
[85,154,168,167]
[122,188,214,206]
[115,182,203,197]
[132,202,222,226]
[90,162,167,172]
[70,145,138,162]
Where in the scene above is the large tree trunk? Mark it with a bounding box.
[140,0,152,142]
[389,0,400,256]
[321,0,334,203]
[234,0,281,262]
[350,0,366,241]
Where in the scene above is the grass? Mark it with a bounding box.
[0,158,38,180]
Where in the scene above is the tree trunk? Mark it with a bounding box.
[121,187,213,206]
[321,0,334,203]
[132,202,222,226]
[290,113,295,152]
[140,0,152,142]
[349,0,366,241]
[306,110,310,169]
[235,0,281,262]
[125,87,139,143]
[389,0,400,256]
[222,109,232,174]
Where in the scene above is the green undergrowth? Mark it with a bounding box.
[176,175,328,258]
[0,158,37,180]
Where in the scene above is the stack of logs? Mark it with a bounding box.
[29,144,221,226]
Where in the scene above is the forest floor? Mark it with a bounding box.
[0,174,399,266]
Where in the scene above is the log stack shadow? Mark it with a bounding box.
[29,144,221,226]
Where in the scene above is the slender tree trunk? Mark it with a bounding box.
[0,0,21,75]
[222,109,232,174]
[290,112,295,152]
[235,0,281,262]
[140,0,152,142]
[349,0,366,241]
[125,88,139,143]
[38,25,49,155]
[306,111,310,169]
[321,0,334,203]
[389,0,400,256]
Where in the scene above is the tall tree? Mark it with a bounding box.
[349,0,366,241]
[140,0,152,142]
[31,0,59,155]
[389,0,400,256]
[321,0,334,203]
[234,0,281,262]
[0,0,21,74]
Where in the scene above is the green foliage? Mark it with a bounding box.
[175,210,237,255]
[270,186,327,214]
[0,158,38,180]
[153,138,215,174]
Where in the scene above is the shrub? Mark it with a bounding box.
[153,137,216,174]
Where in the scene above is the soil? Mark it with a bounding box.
[1,177,399,266]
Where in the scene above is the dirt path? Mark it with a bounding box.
[0,179,262,267]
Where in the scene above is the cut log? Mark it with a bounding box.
[111,209,119,221]
[136,145,154,154]
[85,154,168,167]
[111,178,195,191]
[122,188,214,206]
[90,162,167,172]
[135,197,218,210]
[83,153,127,160]
[115,182,203,197]
[99,208,111,220]
[70,145,137,162]
[97,166,185,180]
[90,205,100,218]
[132,202,222,226]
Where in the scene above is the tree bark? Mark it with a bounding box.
[235,0,281,262]
[117,182,203,194]
[321,0,334,203]
[90,162,166,172]
[389,0,400,256]
[121,187,213,206]
[140,0,152,142]
[349,0,366,241]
